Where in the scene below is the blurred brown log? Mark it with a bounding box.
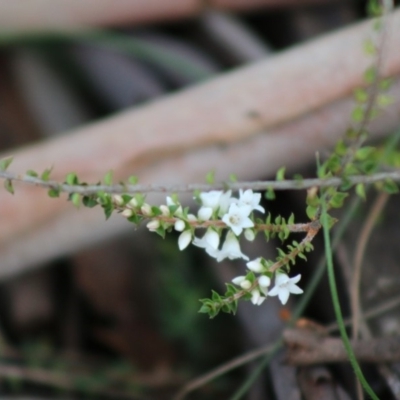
[0,0,349,32]
[0,10,400,279]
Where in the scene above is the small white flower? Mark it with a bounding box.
[250,289,266,306]
[174,219,185,232]
[232,276,246,286]
[238,189,265,213]
[258,275,271,296]
[187,214,197,222]
[193,228,220,251]
[147,220,160,232]
[268,273,303,305]
[207,231,249,261]
[217,190,234,217]
[247,258,265,273]
[222,203,253,236]
[200,191,222,209]
[232,276,254,292]
[121,209,133,218]
[244,228,255,241]
[178,230,192,250]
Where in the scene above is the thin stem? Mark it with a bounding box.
[2,169,400,194]
[321,199,378,400]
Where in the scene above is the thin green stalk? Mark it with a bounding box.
[321,199,378,400]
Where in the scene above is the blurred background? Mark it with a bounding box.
[1,0,400,399]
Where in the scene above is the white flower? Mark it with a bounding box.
[268,273,303,305]
[247,258,264,273]
[232,276,246,286]
[217,190,234,217]
[193,228,220,251]
[222,203,253,235]
[146,220,160,232]
[238,189,265,213]
[166,196,178,206]
[200,191,222,209]
[258,275,271,296]
[128,198,138,208]
[174,219,185,232]
[207,231,249,261]
[232,276,252,290]
[178,230,192,250]
[250,289,266,306]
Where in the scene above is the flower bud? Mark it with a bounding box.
[178,230,192,250]
[121,209,133,218]
[244,229,255,241]
[146,220,160,232]
[174,219,185,232]
[128,198,138,208]
[141,203,152,216]
[113,195,124,206]
[159,205,170,216]
[240,280,252,290]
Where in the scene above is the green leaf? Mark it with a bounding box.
[205,170,215,184]
[329,192,348,209]
[4,179,14,194]
[128,175,138,185]
[48,188,60,198]
[71,193,80,208]
[104,170,113,185]
[26,170,38,177]
[354,88,369,103]
[363,39,376,56]
[355,183,366,200]
[382,179,398,194]
[355,146,375,161]
[229,173,237,182]
[351,106,364,122]
[276,166,286,181]
[306,205,318,220]
[41,167,53,181]
[364,67,377,84]
[0,157,13,171]
[65,172,78,185]
[82,196,98,208]
[265,187,275,200]
[377,94,394,107]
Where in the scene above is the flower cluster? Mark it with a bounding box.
[112,189,304,309]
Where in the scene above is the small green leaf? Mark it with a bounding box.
[128,175,138,185]
[382,179,399,194]
[104,170,113,185]
[229,173,237,182]
[82,196,98,208]
[4,179,14,194]
[355,146,375,160]
[265,187,275,200]
[329,192,348,209]
[355,183,366,200]
[41,167,53,181]
[306,205,318,220]
[26,170,38,177]
[48,188,60,198]
[71,193,80,208]
[0,157,13,171]
[363,39,376,56]
[351,106,364,122]
[276,166,286,181]
[354,88,368,103]
[377,94,394,107]
[66,173,78,185]
[364,67,377,84]
[205,170,215,184]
